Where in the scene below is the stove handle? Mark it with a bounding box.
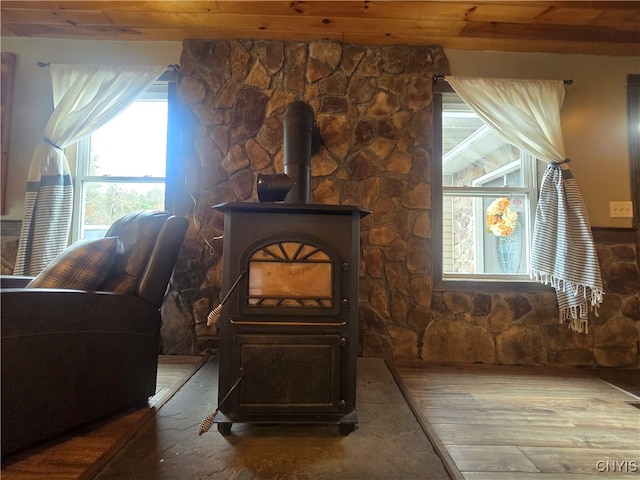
[207,271,246,326]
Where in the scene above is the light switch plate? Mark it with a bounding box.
[609,201,634,218]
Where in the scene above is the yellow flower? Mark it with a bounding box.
[485,197,519,237]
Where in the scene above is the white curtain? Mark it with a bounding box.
[15,64,166,276]
[446,76,603,333]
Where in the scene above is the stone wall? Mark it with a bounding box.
[362,233,640,367]
[163,38,639,367]
[0,221,20,275]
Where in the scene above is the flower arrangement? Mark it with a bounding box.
[485,197,519,237]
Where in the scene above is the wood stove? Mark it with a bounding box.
[211,102,369,435]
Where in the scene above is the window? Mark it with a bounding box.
[434,86,545,286]
[71,84,168,241]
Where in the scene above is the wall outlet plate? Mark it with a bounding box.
[609,201,634,218]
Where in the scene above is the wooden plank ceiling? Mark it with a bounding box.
[1,1,639,56]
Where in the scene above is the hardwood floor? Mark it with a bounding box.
[3,357,638,480]
[1,355,207,480]
[393,362,640,480]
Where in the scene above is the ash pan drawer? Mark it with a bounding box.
[230,334,345,414]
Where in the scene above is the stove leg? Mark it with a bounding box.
[217,422,232,435]
[338,422,356,436]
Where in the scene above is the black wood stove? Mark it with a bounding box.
[211,102,369,435]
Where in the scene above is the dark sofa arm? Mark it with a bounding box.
[0,275,34,288]
[1,288,160,335]
[1,289,162,456]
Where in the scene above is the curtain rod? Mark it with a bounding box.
[37,62,180,72]
[432,74,573,85]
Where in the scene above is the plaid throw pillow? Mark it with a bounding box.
[27,237,118,290]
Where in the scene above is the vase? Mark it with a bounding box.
[497,229,521,273]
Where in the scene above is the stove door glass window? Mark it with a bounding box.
[248,242,332,308]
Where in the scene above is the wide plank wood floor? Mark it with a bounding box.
[1,355,207,480]
[393,362,640,480]
[4,357,638,480]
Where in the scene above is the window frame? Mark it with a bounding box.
[70,83,169,242]
[628,75,640,232]
[432,79,550,291]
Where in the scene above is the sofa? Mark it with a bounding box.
[1,210,188,456]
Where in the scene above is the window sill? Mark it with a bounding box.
[434,277,555,292]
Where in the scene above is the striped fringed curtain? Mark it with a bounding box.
[446,76,603,333]
[14,64,166,276]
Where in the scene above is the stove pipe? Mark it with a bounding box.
[257,101,322,203]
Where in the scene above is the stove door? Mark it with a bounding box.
[230,334,345,415]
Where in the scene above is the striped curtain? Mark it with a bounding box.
[531,165,603,332]
[446,76,603,333]
[14,64,166,275]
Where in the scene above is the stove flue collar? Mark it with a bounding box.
[257,173,294,202]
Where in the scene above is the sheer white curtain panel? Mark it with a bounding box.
[445,76,566,164]
[14,64,166,276]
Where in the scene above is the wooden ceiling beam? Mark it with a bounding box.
[1,1,638,56]
[5,23,638,56]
